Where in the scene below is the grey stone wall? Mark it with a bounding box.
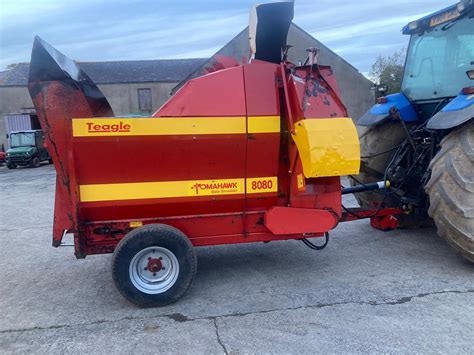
[0,86,33,149]
[98,82,176,116]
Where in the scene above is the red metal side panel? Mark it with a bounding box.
[74,67,250,223]
[319,66,341,97]
[291,66,347,119]
[80,197,246,221]
[243,63,282,210]
[153,67,246,117]
[265,206,338,235]
[29,82,102,245]
[73,135,245,184]
[243,62,280,116]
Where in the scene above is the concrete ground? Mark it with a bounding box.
[0,164,472,354]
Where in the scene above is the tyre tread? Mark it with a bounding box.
[112,224,197,307]
[426,122,474,263]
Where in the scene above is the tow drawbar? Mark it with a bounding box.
[340,180,403,232]
[341,180,390,195]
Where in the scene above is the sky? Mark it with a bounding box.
[0,0,455,74]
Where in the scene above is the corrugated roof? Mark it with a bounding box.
[0,64,30,86]
[0,59,208,86]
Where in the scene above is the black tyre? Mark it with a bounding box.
[6,162,17,169]
[350,122,406,206]
[112,224,197,307]
[48,158,53,164]
[30,156,41,168]
[425,122,473,263]
[350,122,424,227]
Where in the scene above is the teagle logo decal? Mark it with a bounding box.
[86,121,131,133]
[190,181,239,195]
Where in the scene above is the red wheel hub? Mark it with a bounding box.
[147,258,163,272]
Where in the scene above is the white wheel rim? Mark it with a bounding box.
[129,246,179,294]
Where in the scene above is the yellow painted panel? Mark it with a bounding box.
[73,116,281,137]
[80,178,245,202]
[246,176,278,194]
[248,116,280,133]
[79,177,279,202]
[291,118,360,178]
[72,117,246,137]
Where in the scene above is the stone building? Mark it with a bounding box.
[0,59,206,148]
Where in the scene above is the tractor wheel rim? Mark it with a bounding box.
[129,246,179,294]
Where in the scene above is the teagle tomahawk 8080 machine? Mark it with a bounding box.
[28,2,398,306]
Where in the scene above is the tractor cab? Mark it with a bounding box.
[359,1,474,128]
[6,130,51,169]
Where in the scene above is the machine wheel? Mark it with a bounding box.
[30,156,41,168]
[350,122,424,227]
[48,158,53,164]
[6,162,17,169]
[112,224,197,307]
[425,122,474,263]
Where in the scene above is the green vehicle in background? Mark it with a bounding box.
[6,130,52,169]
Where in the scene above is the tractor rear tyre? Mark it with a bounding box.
[112,224,197,307]
[425,122,474,263]
[30,156,41,168]
[350,122,426,227]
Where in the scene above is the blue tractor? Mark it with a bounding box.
[354,1,473,262]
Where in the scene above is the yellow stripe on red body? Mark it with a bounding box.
[72,116,280,137]
[80,177,278,202]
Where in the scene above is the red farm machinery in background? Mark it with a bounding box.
[27,2,400,307]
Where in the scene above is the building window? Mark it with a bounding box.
[138,88,152,112]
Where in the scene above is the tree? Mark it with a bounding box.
[370,48,406,95]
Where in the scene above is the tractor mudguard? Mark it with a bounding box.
[357,93,418,127]
[427,93,474,129]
